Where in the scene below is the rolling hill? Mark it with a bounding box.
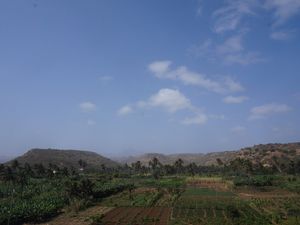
[5,142,300,170]
[117,142,300,167]
[6,148,119,170]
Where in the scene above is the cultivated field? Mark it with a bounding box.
[18,176,299,225]
[1,156,300,225]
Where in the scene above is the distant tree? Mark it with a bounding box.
[0,164,4,173]
[62,167,69,176]
[149,157,161,171]
[228,158,253,175]
[16,169,29,193]
[101,164,106,172]
[1,166,15,183]
[288,160,296,175]
[149,158,162,179]
[164,164,175,175]
[46,163,58,178]
[132,161,142,174]
[152,169,161,180]
[296,161,300,174]
[174,158,184,174]
[78,159,87,170]
[0,164,6,181]
[70,166,78,176]
[187,163,197,176]
[66,178,95,199]
[216,158,224,166]
[24,163,34,177]
[11,160,19,171]
[34,163,46,176]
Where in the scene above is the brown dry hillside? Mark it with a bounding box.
[6,148,119,169]
[117,142,300,166]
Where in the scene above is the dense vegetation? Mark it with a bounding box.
[1,147,300,224]
[0,161,132,224]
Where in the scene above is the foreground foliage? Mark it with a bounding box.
[1,155,300,224]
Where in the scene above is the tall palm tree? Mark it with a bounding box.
[132,161,142,173]
[149,157,161,171]
[149,157,162,179]
[174,158,184,174]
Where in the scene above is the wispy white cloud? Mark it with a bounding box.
[190,35,265,65]
[148,61,172,77]
[223,51,265,65]
[139,89,192,113]
[265,0,300,26]
[148,60,244,93]
[118,88,208,126]
[216,35,244,54]
[189,39,215,60]
[213,0,300,31]
[213,0,257,33]
[249,103,291,119]
[211,0,300,49]
[79,102,96,113]
[119,89,193,114]
[270,30,295,40]
[217,34,265,65]
[223,95,249,104]
[118,105,133,116]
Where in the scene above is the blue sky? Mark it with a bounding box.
[0,0,300,158]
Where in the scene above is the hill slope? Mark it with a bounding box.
[118,142,300,166]
[7,148,119,169]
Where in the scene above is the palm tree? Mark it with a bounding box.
[149,157,162,179]
[174,158,184,174]
[132,161,142,173]
[149,157,161,171]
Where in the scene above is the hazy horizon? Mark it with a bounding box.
[1,0,300,158]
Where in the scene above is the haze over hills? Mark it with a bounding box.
[3,142,300,170]
[0,155,12,164]
[6,148,119,169]
[116,142,300,167]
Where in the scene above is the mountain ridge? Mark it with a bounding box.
[4,142,300,169]
[6,148,119,169]
[115,142,300,167]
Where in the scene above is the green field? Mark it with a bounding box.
[1,158,300,225]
